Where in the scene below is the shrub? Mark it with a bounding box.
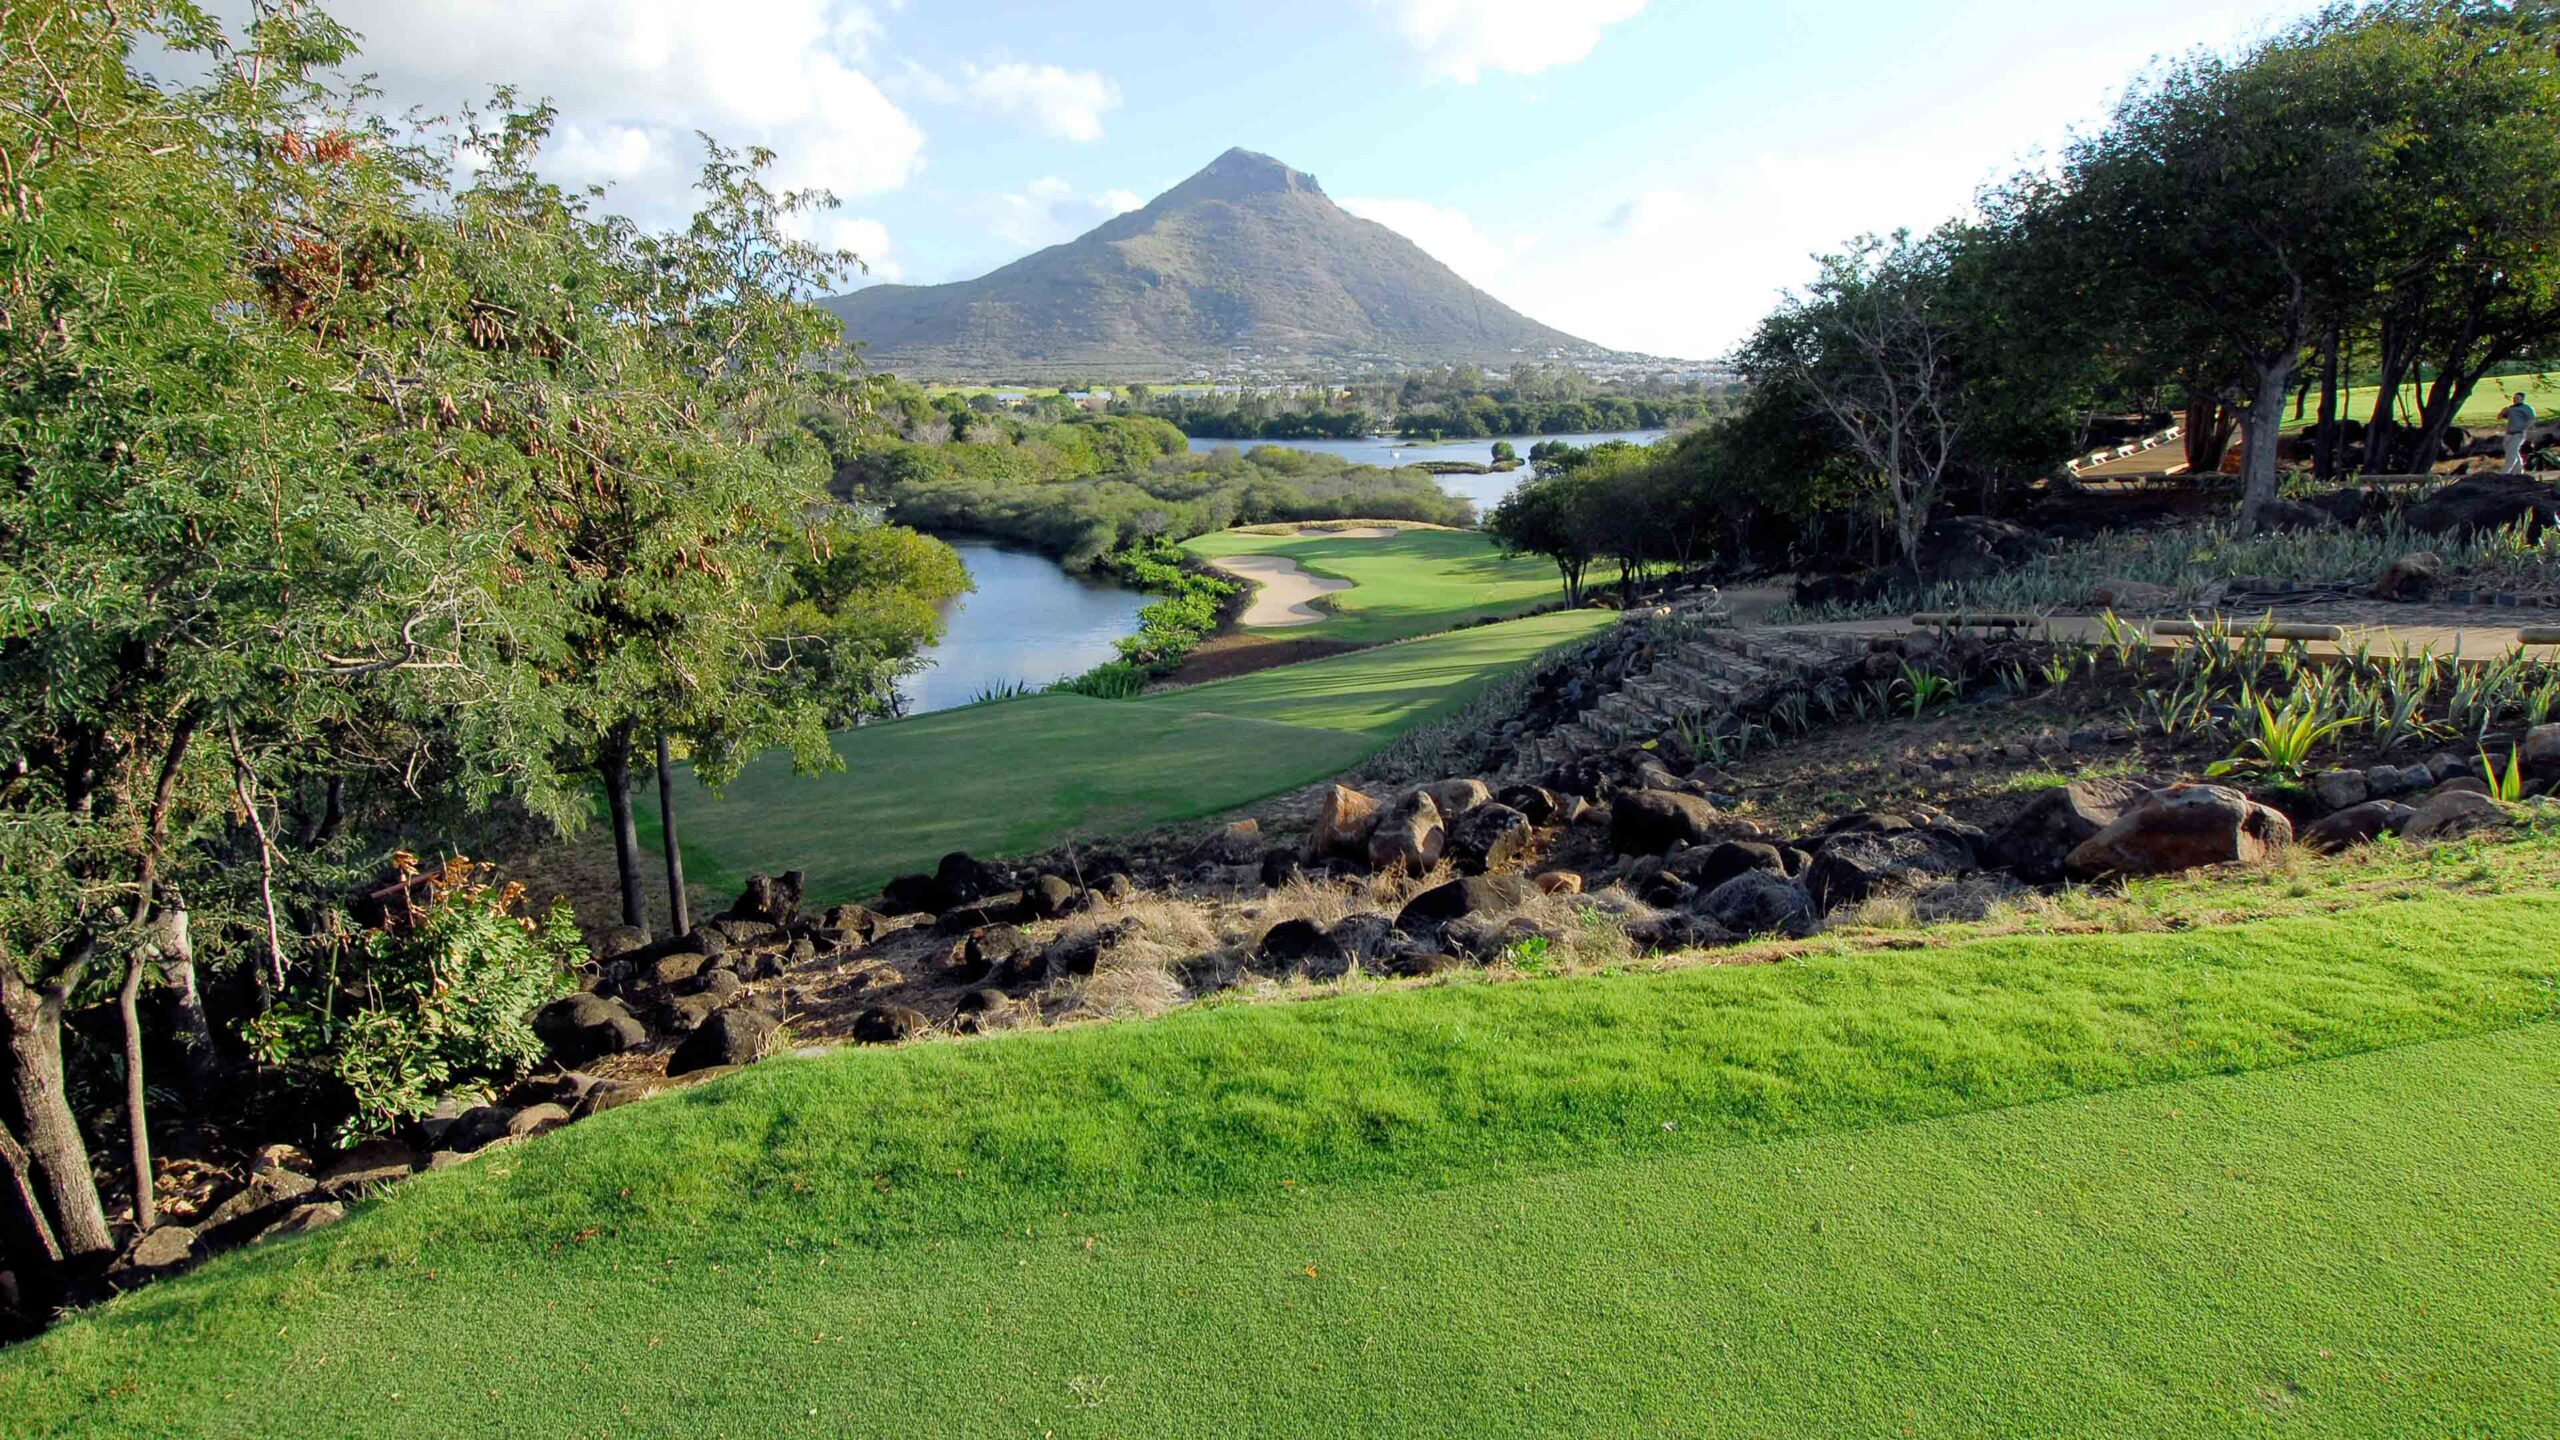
[246,855,582,1144]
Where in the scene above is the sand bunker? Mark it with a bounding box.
[1210,554,1354,627]
[1288,525,1399,538]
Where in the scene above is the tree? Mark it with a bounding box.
[1742,231,1966,568]
[2055,10,2446,526]
[1488,473,1599,606]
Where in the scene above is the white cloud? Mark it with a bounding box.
[986,178,1144,249]
[179,1,926,231]
[1339,196,1522,289]
[1370,0,1647,83]
[786,213,901,281]
[895,59,1124,142]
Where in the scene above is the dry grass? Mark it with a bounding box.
[1052,900,1221,1021]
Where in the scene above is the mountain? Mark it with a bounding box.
[821,149,1613,380]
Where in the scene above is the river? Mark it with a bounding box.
[1183,428,1668,512]
[902,429,1665,712]
[897,540,1148,715]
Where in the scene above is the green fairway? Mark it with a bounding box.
[637,608,1610,902]
[1146,606,1607,734]
[2292,368,2558,434]
[10,893,2559,1438]
[1183,525,1568,643]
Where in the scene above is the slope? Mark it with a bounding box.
[823,148,1608,378]
[11,895,2560,1437]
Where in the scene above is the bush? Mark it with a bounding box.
[246,856,582,1144]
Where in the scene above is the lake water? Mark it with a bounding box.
[898,540,1148,715]
[1183,428,1669,512]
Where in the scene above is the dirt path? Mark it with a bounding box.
[1211,553,1354,627]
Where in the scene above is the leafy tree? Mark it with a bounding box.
[1488,473,1599,605]
[1741,230,1967,567]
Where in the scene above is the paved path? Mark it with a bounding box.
[1789,613,2560,664]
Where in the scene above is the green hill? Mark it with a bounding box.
[821,149,1613,380]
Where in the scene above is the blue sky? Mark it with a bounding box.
[207,0,2321,358]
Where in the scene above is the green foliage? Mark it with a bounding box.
[244,859,580,1143]
[2209,699,2361,783]
[1105,542,1237,673]
[837,414,1470,570]
[1048,663,1148,700]
[2482,745,2528,804]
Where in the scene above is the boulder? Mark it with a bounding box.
[596,925,653,960]
[948,926,1032,986]
[852,1005,927,1045]
[1916,515,2046,582]
[1448,803,1534,873]
[1396,874,1538,930]
[1620,909,1736,954]
[2090,578,2175,610]
[1444,912,1568,963]
[877,872,943,916]
[123,1224,198,1275]
[639,951,708,987]
[1423,778,1493,820]
[1366,790,1447,874]
[2364,763,2420,798]
[1026,874,1083,920]
[2312,769,2370,813]
[655,992,721,1034]
[254,1201,345,1242]
[1804,829,1973,912]
[193,1167,318,1248]
[318,1139,419,1197]
[730,870,804,928]
[2255,499,2334,532]
[2301,801,2415,853]
[505,1102,572,1141]
[1254,918,1331,967]
[1310,785,1383,861]
[2398,474,2557,540]
[1495,783,1560,825]
[2524,724,2560,781]
[1187,819,1263,867]
[1532,871,1585,897]
[1609,789,1718,856]
[251,1142,315,1178]
[1665,841,1784,892]
[687,968,742,1003]
[1982,778,2151,883]
[934,852,1011,907]
[531,994,645,1066]
[2063,784,2295,880]
[2401,789,2514,843]
[819,903,887,944]
[1256,913,1397,980]
[2372,551,2443,602]
[670,1008,779,1074]
[441,1105,519,1155]
[953,988,1023,1033]
[1695,871,1818,937]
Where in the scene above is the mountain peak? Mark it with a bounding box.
[1159,148,1323,204]
[822,148,1607,379]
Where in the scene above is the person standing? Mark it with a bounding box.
[2499,391,2537,474]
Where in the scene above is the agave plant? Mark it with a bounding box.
[2480,744,2528,803]
[1895,662,1958,718]
[2209,698,2361,783]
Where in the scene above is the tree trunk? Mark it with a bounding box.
[655,733,690,939]
[0,954,111,1259]
[149,910,218,1108]
[2361,324,2415,475]
[117,942,154,1233]
[2238,354,2298,533]
[2313,325,2341,481]
[0,1117,62,1272]
[600,724,647,931]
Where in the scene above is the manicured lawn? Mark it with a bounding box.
[2293,368,2558,433]
[637,609,1611,903]
[1184,525,1568,643]
[10,894,2558,1437]
[1148,606,1609,735]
